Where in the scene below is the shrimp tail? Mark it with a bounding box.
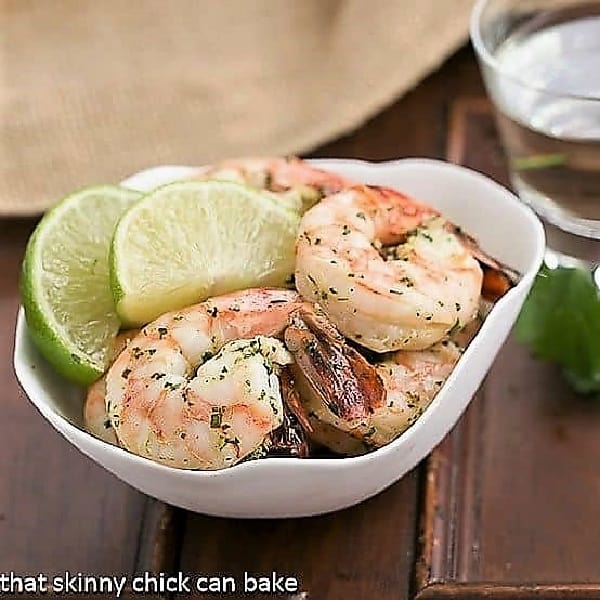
[267,369,311,458]
[280,368,313,433]
[284,308,386,421]
[444,221,519,302]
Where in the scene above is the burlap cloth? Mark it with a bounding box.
[1,0,473,216]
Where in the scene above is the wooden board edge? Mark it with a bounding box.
[416,583,600,599]
[134,497,186,574]
[415,98,490,593]
[415,96,600,596]
[415,392,487,590]
[446,98,491,164]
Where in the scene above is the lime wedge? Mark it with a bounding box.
[21,186,141,385]
[111,180,300,326]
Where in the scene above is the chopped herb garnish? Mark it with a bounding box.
[210,407,223,428]
[327,401,341,417]
[447,318,461,337]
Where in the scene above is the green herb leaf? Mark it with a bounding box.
[515,266,600,396]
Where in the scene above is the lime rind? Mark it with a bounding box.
[21,185,141,386]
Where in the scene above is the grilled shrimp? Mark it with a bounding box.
[84,330,139,445]
[284,308,461,455]
[85,379,118,445]
[194,157,352,214]
[295,185,485,352]
[104,288,302,469]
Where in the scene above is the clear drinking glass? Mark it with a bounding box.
[470,0,600,265]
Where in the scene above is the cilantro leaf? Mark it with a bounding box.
[515,265,600,396]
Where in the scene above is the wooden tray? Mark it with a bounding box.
[416,100,600,600]
[3,49,599,600]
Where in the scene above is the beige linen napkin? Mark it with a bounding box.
[1,0,473,215]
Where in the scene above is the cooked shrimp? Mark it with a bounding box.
[84,330,140,444]
[284,308,385,424]
[284,308,461,455]
[85,378,118,445]
[448,223,517,302]
[295,184,484,352]
[193,157,352,214]
[367,342,461,447]
[267,369,311,458]
[104,288,302,469]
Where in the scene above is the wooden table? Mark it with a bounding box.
[2,47,599,599]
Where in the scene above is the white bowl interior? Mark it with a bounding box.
[14,158,545,517]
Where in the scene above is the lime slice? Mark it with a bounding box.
[21,186,141,385]
[111,180,300,326]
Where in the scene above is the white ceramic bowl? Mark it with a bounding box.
[14,159,545,518]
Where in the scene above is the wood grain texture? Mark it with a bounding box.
[2,42,483,594]
[8,45,598,599]
[176,47,486,600]
[415,101,600,598]
[179,473,420,600]
[0,218,169,577]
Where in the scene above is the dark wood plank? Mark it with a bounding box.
[0,218,168,576]
[416,101,600,598]
[179,473,419,600]
[177,47,486,600]
[135,499,185,575]
[417,584,600,599]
